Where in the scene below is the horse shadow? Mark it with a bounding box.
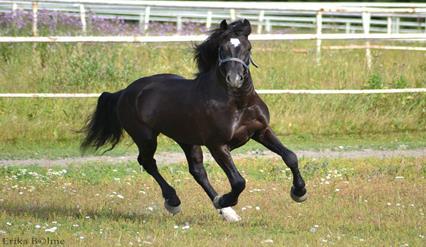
[0,203,159,223]
[0,202,224,226]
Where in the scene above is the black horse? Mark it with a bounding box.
[81,19,306,221]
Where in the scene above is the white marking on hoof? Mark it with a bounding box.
[219,207,241,222]
[164,201,181,215]
[230,38,240,47]
[290,186,307,203]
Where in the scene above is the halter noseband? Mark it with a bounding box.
[217,47,258,69]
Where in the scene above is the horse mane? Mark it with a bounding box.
[194,19,251,78]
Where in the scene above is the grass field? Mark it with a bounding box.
[0,157,424,246]
[0,41,425,158]
[1,41,426,92]
[0,39,425,246]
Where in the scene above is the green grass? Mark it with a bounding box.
[0,41,425,158]
[0,94,424,159]
[0,131,425,160]
[1,41,425,92]
[0,157,424,246]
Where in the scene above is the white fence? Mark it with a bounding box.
[1,0,426,36]
[2,33,426,43]
[1,88,426,98]
[1,1,425,97]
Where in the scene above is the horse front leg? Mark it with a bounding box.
[207,144,245,221]
[253,127,307,202]
[179,143,240,222]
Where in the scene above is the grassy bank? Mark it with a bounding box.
[0,157,424,246]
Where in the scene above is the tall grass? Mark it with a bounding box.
[0,93,424,158]
[1,41,425,92]
[0,41,425,157]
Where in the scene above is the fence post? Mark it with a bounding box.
[395,17,400,33]
[12,2,17,16]
[257,10,264,34]
[80,4,87,34]
[144,6,151,32]
[265,18,271,33]
[177,15,182,34]
[230,9,236,21]
[139,13,144,33]
[32,1,38,36]
[316,11,322,65]
[362,11,372,70]
[345,22,351,34]
[206,11,212,29]
[387,16,392,34]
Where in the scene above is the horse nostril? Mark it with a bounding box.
[225,73,243,88]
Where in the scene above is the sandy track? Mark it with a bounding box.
[0,148,424,167]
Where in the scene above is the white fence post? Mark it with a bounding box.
[177,15,182,33]
[32,1,38,36]
[144,7,151,32]
[139,13,144,33]
[387,16,392,34]
[12,2,17,16]
[345,22,351,34]
[265,18,271,33]
[396,17,400,33]
[206,11,212,29]
[362,11,372,70]
[316,11,322,65]
[80,4,87,34]
[257,10,264,34]
[230,9,236,21]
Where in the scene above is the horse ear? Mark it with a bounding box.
[242,19,251,27]
[241,19,251,36]
[220,19,228,30]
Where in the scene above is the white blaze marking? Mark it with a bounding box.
[230,38,240,47]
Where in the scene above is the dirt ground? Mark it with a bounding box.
[0,148,424,167]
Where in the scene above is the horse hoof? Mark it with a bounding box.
[290,186,307,203]
[164,200,181,215]
[213,195,222,209]
[219,207,241,222]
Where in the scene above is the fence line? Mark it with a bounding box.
[1,89,425,98]
[321,45,426,51]
[2,33,426,43]
[2,1,426,35]
[4,0,426,13]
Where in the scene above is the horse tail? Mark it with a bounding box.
[80,91,124,153]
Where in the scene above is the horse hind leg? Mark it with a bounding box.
[128,126,182,215]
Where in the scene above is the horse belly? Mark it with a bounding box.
[142,102,208,144]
